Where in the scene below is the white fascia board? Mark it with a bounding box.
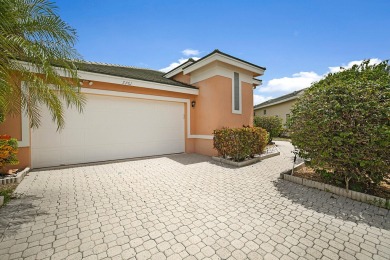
[190,62,253,85]
[163,60,194,78]
[252,78,262,86]
[183,53,265,76]
[163,67,183,79]
[254,96,298,110]
[17,60,199,95]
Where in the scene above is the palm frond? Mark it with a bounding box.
[0,0,85,129]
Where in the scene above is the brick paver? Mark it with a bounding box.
[0,141,389,259]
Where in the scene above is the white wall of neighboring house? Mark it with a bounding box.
[254,99,296,127]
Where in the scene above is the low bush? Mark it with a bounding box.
[0,135,19,172]
[213,126,268,162]
[254,116,283,142]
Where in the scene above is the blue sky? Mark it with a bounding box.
[55,0,389,104]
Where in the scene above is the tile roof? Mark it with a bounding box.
[75,61,197,89]
[254,88,306,109]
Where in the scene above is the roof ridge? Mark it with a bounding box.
[79,60,156,71]
[183,49,266,71]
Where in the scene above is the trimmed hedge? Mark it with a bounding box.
[253,116,283,142]
[290,60,390,191]
[213,127,268,162]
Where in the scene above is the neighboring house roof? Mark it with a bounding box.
[254,88,306,110]
[75,61,198,90]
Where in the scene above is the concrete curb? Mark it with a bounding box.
[212,148,280,167]
[0,167,30,185]
[281,163,390,209]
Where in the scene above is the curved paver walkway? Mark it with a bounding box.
[0,141,389,260]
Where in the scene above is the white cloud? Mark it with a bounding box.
[259,58,382,94]
[259,71,322,93]
[328,58,382,73]
[182,49,200,56]
[159,57,200,73]
[254,94,273,105]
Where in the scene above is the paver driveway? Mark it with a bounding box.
[0,141,389,260]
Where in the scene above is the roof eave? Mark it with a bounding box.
[183,51,265,76]
[17,60,199,95]
[163,59,194,78]
[254,96,298,110]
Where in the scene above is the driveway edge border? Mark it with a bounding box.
[0,167,30,185]
[281,163,390,209]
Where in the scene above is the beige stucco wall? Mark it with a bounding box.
[254,99,297,126]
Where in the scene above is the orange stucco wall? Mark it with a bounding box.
[4,69,256,167]
[189,75,254,156]
[194,139,215,156]
[0,113,31,169]
[192,75,253,134]
[172,72,191,85]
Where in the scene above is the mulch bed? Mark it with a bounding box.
[0,169,20,179]
[294,166,390,200]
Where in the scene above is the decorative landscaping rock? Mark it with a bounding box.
[282,163,390,209]
[0,196,3,207]
[212,146,280,167]
[0,168,30,185]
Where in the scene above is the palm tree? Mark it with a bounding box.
[0,0,85,129]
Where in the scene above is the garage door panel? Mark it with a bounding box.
[32,149,62,168]
[32,94,185,168]
[60,128,85,147]
[31,130,61,148]
[61,147,85,165]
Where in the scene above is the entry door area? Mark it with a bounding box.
[31,94,185,168]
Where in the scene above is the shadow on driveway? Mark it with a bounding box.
[273,178,390,230]
[0,195,48,239]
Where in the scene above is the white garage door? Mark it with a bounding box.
[31,94,185,168]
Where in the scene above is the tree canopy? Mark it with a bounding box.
[0,0,85,129]
[290,60,390,191]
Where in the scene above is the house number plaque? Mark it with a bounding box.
[122,81,133,86]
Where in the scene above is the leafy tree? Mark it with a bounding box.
[0,0,85,129]
[290,61,390,191]
[253,116,283,143]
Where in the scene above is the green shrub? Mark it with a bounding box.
[253,116,283,142]
[290,60,390,191]
[213,127,268,162]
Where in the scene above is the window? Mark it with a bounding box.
[232,72,241,113]
[263,109,266,115]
